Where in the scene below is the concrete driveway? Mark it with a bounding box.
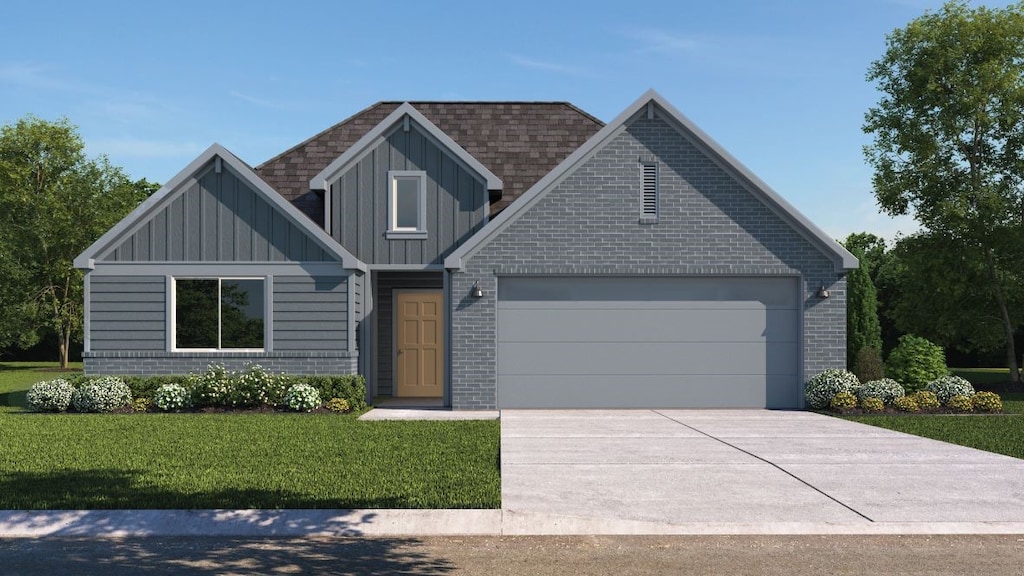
[500,410,1024,534]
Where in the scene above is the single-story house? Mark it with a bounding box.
[74,90,857,410]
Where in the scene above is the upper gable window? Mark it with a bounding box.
[640,159,659,223]
[386,170,427,239]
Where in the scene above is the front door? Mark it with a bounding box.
[395,291,444,397]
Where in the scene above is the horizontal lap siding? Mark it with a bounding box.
[273,276,348,351]
[90,276,166,351]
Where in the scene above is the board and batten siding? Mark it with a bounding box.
[100,163,331,263]
[89,275,166,351]
[330,122,487,266]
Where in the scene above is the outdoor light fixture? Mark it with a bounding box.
[816,285,830,299]
[471,282,484,298]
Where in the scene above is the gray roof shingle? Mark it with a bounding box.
[254,101,604,225]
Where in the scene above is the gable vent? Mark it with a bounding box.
[640,161,659,219]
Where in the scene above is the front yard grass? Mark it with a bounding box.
[0,362,500,509]
[844,392,1024,460]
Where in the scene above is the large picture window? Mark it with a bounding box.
[175,278,265,350]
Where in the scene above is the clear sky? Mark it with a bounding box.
[1,0,1011,242]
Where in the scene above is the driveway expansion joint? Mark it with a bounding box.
[650,410,875,523]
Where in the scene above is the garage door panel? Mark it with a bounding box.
[498,308,799,343]
[496,276,801,409]
[499,342,799,376]
[498,375,791,409]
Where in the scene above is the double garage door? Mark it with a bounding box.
[496,276,801,409]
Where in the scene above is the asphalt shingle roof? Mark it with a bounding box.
[254,101,604,225]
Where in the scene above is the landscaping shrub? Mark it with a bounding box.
[860,396,885,412]
[188,365,233,408]
[231,364,288,407]
[946,395,974,413]
[853,346,885,384]
[971,391,1003,413]
[303,375,367,411]
[153,383,192,412]
[325,397,350,413]
[857,378,905,405]
[909,390,940,409]
[805,369,860,409]
[71,376,133,413]
[892,395,920,412]
[26,379,75,412]
[133,398,153,413]
[885,335,947,392]
[284,383,321,412]
[926,375,976,405]
[829,391,857,409]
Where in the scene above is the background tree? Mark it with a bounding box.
[842,237,883,370]
[863,1,1024,384]
[0,116,150,367]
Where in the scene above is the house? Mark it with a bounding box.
[74,90,857,410]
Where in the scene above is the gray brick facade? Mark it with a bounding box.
[83,351,357,376]
[450,112,847,409]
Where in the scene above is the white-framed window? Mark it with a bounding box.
[172,277,266,350]
[387,170,427,238]
[640,159,659,221]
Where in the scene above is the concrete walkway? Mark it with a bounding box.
[1,409,1022,536]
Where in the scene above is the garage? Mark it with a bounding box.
[496,276,801,409]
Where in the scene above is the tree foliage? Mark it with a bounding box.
[0,116,149,367]
[863,1,1024,381]
[842,240,883,369]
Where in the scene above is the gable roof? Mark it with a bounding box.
[74,144,365,271]
[255,101,604,220]
[309,102,502,191]
[445,89,859,272]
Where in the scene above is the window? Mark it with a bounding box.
[387,170,426,238]
[640,160,659,221]
[174,278,265,350]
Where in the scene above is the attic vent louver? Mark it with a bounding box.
[640,160,658,220]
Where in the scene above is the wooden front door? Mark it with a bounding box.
[395,291,444,397]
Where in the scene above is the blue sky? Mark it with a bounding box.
[1,0,1009,242]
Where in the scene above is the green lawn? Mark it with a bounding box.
[0,361,82,413]
[0,362,500,509]
[845,368,1024,459]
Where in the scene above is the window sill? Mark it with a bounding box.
[638,216,659,225]
[385,230,428,240]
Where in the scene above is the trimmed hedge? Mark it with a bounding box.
[65,366,367,413]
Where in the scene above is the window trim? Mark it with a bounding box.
[386,170,427,239]
[170,276,269,352]
[640,159,659,223]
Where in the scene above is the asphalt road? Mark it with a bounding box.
[0,535,1022,575]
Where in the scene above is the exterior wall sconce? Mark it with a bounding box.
[471,282,484,298]
[816,285,830,299]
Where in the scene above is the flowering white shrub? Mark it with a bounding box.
[925,375,975,405]
[804,369,860,409]
[284,383,321,412]
[856,378,906,405]
[153,383,192,412]
[71,376,132,413]
[26,379,75,412]
[232,364,287,407]
[188,364,233,408]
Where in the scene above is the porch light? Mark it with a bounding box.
[816,285,830,299]
[471,282,484,298]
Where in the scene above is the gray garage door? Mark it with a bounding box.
[496,276,801,409]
